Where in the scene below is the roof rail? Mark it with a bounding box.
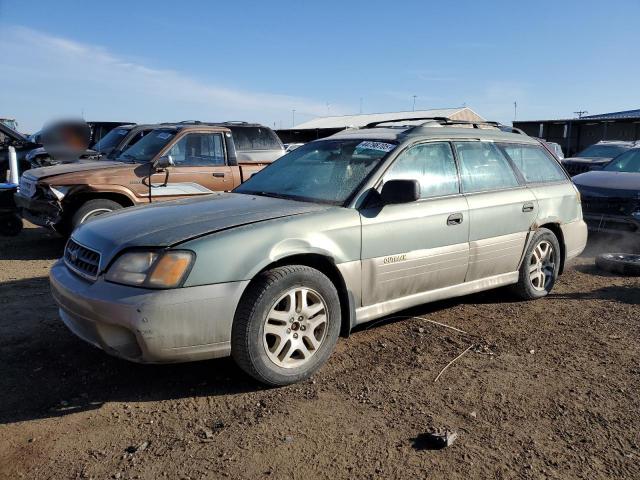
[363,117,526,135]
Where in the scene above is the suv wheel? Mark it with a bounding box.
[512,228,561,300]
[71,199,123,230]
[231,265,341,386]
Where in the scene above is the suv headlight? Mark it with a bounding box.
[105,250,195,288]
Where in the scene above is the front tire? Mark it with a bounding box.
[231,265,341,386]
[512,228,561,300]
[71,199,123,230]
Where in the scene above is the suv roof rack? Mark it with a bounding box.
[363,117,526,135]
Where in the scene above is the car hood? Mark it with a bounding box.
[71,193,332,267]
[574,171,640,196]
[23,160,127,181]
[563,156,611,164]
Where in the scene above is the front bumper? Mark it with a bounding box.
[14,191,62,228]
[50,259,249,363]
[583,213,640,235]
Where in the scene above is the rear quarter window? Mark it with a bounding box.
[501,143,567,183]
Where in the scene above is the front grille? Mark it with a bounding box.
[64,239,101,281]
[582,196,639,216]
[563,162,593,176]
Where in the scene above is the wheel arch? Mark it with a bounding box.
[247,253,355,338]
[537,222,566,274]
[64,189,135,213]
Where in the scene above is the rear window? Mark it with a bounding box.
[229,126,282,152]
[501,144,567,183]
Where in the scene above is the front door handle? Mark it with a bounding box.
[447,213,463,226]
[212,172,226,178]
[522,202,535,213]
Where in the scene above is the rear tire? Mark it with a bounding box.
[512,228,561,300]
[71,199,123,230]
[231,265,341,386]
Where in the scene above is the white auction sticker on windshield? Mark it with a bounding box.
[156,132,172,139]
[357,141,395,152]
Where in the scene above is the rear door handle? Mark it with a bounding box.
[522,202,535,212]
[447,213,463,226]
[212,172,226,178]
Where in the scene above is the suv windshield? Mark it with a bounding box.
[603,149,640,173]
[116,129,176,163]
[576,144,630,159]
[94,127,130,153]
[236,139,397,205]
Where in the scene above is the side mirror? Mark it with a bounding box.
[154,155,174,170]
[380,179,420,204]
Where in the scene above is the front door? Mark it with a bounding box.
[360,142,470,306]
[149,131,233,199]
[453,141,538,281]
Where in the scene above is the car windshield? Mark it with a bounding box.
[93,127,130,153]
[603,149,640,173]
[576,144,630,158]
[116,129,176,163]
[235,139,397,205]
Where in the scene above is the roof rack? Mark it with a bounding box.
[363,117,526,135]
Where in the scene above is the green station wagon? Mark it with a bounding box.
[50,118,588,385]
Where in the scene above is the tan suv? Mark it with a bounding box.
[15,122,284,234]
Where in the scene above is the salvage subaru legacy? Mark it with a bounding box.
[50,119,587,385]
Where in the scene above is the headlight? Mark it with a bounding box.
[633,210,640,220]
[105,250,194,288]
[49,185,70,201]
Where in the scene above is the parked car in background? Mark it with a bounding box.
[0,118,20,132]
[87,121,133,148]
[0,122,38,180]
[542,140,564,160]
[26,124,159,168]
[562,140,637,176]
[573,147,640,235]
[15,122,280,234]
[49,118,587,386]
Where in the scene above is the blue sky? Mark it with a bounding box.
[1,0,639,132]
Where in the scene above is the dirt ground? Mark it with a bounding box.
[1,224,639,480]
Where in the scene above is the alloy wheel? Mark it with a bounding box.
[529,240,556,291]
[263,287,328,368]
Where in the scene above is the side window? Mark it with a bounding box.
[384,142,459,199]
[167,133,225,166]
[454,141,520,193]
[500,144,567,183]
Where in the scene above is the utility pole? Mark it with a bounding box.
[412,95,417,111]
[513,101,518,121]
[574,110,588,118]
[292,109,296,127]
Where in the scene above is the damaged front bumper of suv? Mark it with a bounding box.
[14,178,65,228]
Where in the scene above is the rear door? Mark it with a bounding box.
[149,131,234,199]
[360,141,469,306]
[453,141,537,281]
